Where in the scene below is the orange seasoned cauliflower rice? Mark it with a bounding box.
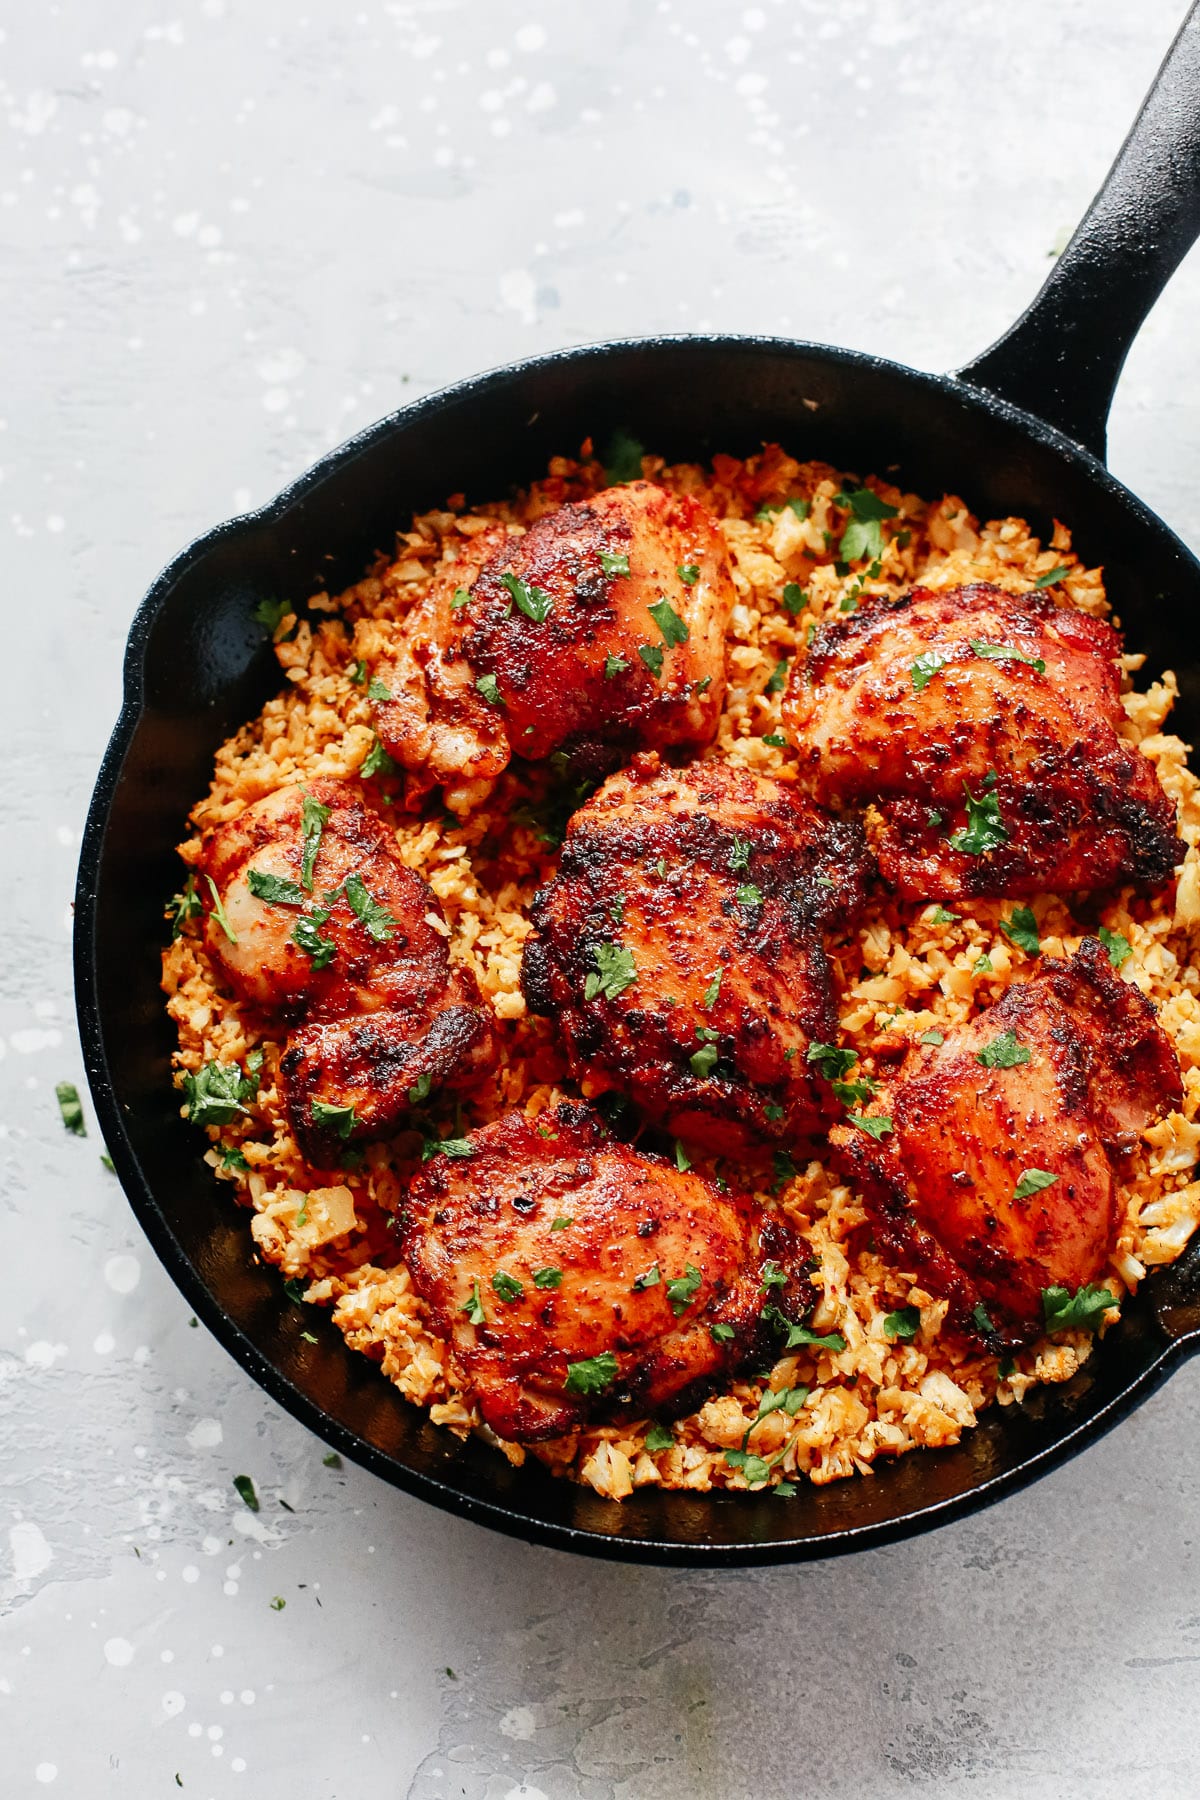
[162,444,1200,1498]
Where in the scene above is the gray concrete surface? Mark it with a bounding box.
[6,1,1200,1794]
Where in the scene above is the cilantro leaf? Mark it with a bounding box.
[460,1280,485,1325]
[182,1060,256,1128]
[949,786,1009,856]
[601,429,645,485]
[1034,564,1070,588]
[677,563,700,586]
[491,1271,524,1303]
[248,869,305,907]
[450,587,471,610]
[847,1112,893,1139]
[762,733,787,749]
[583,941,638,1002]
[975,1029,1032,1069]
[254,596,290,634]
[727,836,751,873]
[500,569,553,623]
[300,793,332,891]
[56,1081,86,1136]
[1014,1168,1058,1200]
[836,487,899,562]
[784,1323,847,1352]
[689,1041,719,1078]
[311,1099,357,1140]
[1042,1282,1117,1332]
[831,1077,878,1105]
[884,1306,920,1342]
[167,873,204,939]
[420,1135,475,1162]
[771,1149,797,1192]
[674,1139,692,1171]
[292,914,336,970]
[1097,926,1132,969]
[927,905,958,924]
[806,1042,858,1080]
[911,649,948,692]
[782,582,808,615]
[343,872,397,943]
[564,1351,619,1396]
[701,969,723,1010]
[735,883,763,907]
[471,674,504,712]
[232,1474,260,1512]
[645,1422,675,1452]
[665,1264,702,1317]
[647,598,689,647]
[367,676,392,701]
[765,658,789,695]
[533,1267,563,1290]
[968,639,1046,674]
[1001,906,1040,956]
[603,652,629,679]
[919,1029,945,1046]
[972,1302,996,1335]
[598,550,630,578]
[724,1448,772,1486]
[637,643,664,678]
[204,874,237,944]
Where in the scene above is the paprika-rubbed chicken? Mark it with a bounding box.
[200,779,494,1163]
[831,939,1182,1343]
[400,1105,813,1441]
[362,481,736,812]
[521,753,871,1153]
[785,581,1181,900]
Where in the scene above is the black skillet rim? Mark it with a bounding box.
[74,330,1200,1566]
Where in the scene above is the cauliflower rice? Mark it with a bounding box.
[162,442,1200,1499]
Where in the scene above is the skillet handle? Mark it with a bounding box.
[955,1,1200,462]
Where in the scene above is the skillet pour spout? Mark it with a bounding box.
[75,2,1200,1563]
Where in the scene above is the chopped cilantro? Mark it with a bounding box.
[323,1451,342,1468]
[344,872,397,943]
[645,1422,675,1451]
[421,1135,474,1162]
[1033,564,1070,588]
[911,649,948,692]
[969,639,1046,674]
[407,1071,433,1105]
[460,1280,485,1325]
[782,582,808,616]
[292,914,336,970]
[762,732,787,748]
[735,883,763,907]
[56,1081,85,1137]
[1001,906,1040,956]
[1042,1283,1116,1331]
[694,674,713,696]
[919,1029,945,1046]
[601,429,645,484]
[831,1077,878,1106]
[182,1060,257,1128]
[677,563,700,586]
[689,1041,719,1078]
[603,652,629,679]
[367,676,392,701]
[232,1474,259,1513]
[1014,1168,1058,1200]
[647,598,689,647]
[975,1029,1032,1069]
[674,1139,692,1172]
[347,658,369,684]
[637,643,664,678]
[598,550,630,577]
[806,1042,858,1080]
[204,875,237,945]
[300,793,332,891]
[550,1215,572,1231]
[491,1271,524,1303]
[765,658,789,695]
[450,587,471,610]
[835,486,899,562]
[269,1596,286,1611]
[500,569,553,623]
[361,734,397,778]
[949,786,1009,856]
[564,1351,619,1395]
[847,1112,893,1139]
[221,1144,250,1171]
[927,905,958,923]
[727,836,752,873]
[475,673,505,708]
[584,941,638,1002]
[884,1306,920,1342]
[974,953,994,973]
[972,1302,995,1335]
[783,1322,847,1353]
[724,1448,772,1487]
[710,1322,736,1344]
[666,1264,702,1317]
[1098,926,1132,969]
[771,1149,797,1192]
[254,596,290,633]
[167,873,203,939]
[100,1151,115,1172]
[311,1099,357,1139]
[533,1267,563,1290]
[701,968,723,1010]
[248,869,305,907]
[760,1261,787,1290]
[764,1103,784,1121]
[632,1264,661,1291]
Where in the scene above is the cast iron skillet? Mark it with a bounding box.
[76,8,1200,1565]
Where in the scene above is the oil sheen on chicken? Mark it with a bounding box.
[521,752,870,1154]
[830,938,1182,1342]
[361,481,736,812]
[200,779,494,1163]
[785,582,1181,900]
[399,1104,814,1441]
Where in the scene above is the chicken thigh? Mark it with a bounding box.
[830,938,1182,1342]
[521,753,870,1153]
[785,582,1180,900]
[399,1104,813,1441]
[365,481,736,811]
[200,779,494,1163]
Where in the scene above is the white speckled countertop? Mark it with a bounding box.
[7,2,1200,1794]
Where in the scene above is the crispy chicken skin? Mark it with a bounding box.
[399,1104,813,1441]
[200,779,494,1163]
[831,939,1182,1343]
[364,482,735,812]
[521,753,870,1154]
[784,582,1181,900]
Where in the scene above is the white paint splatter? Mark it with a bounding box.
[10,1522,53,1581]
[104,1254,140,1294]
[515,24,546,51]
[186,1418,223,1451]
[10,1028,62,1054]
[34,1765,57,1785]
[93,1333,114,1355]
[499,1705,537,1740]
[499,268,537,323]
[162,1691,185,1717]
[104,1636,134,1667]
[24,1342,66,1369]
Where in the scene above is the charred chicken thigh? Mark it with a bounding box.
[785,582,1181,900]
[400,1104,813,1441]
[201,779,493,1163]
[364,481,736,811]
[831,938,1182,1343]
[522,753,870,1154]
